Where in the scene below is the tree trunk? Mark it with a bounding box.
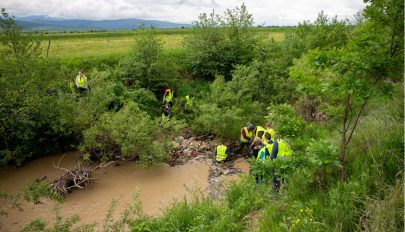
[338,93,351,181]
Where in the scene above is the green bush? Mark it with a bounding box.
[130,193,245,232]
[191,75,264,139]
[184,4,258,80]
[266,104,306,138]
[22,180,63,204]
[81,102,167,165]
[224,175,269,217]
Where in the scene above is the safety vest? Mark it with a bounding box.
[266,128,276,140]
[75,75,88,88]
[277,139,292,157]
[216,145,228,162]
[240,127,253,143]
[262,138,274,146]
[255,126,267,138]
[163,90,173,103]
[185,95,194,108]
[256,146,268,160]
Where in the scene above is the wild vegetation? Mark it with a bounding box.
[0,0,403,231]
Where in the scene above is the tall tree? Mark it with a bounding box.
[184,4,258,80]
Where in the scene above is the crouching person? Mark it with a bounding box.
[215,144,231,163]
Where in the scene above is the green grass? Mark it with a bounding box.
[34,28,287,62]
[0,27,288,67]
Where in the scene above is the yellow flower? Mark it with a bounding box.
[300,208,304,213]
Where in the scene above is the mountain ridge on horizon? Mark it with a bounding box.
[15,15,191,31]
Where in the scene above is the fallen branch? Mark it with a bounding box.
[50,161,94,196]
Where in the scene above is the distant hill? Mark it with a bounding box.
[15,15,191,31]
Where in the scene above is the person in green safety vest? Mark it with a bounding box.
[255,125,267,139]
[265,122,276,141]
[254,140,268,183]
[215,144,230,162]
[184,95,194,110]
[163,88,174,107]
[235,122,256,156]
[262,132,273,146]
[75,70,89,94]
[268,138,293,191]
[256,141,269,161]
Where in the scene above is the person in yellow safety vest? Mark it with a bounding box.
[262,132,273,146]
[277,139,293,157]
[163,88,174,106]
[255,125,267,139]
[184,95,194,110]
[75,70,89,94]
[254,140,267,183]
[256,142,269,161]
[235,122,256,156]
[268,138,293,190]
[265,122,276,140]
[215,144,229,162]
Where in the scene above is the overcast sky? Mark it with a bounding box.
[1,0,366,25]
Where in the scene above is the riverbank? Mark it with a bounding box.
[0,147,249,231]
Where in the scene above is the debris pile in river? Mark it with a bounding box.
[168,134,248,199]
[51,162,94,196]
[167,134,218,166]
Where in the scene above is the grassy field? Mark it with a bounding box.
[37,28,286,62]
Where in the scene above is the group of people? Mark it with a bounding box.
[215,122,293,186]
[162,88,194,117]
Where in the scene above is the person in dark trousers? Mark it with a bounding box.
[235,122,256,156]
[215,144,232,163]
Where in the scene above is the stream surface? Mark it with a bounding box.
[0,151,221,231]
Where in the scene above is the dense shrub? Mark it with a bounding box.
[184,4,258,80]
[192,75,264,139]
[130,193,245,232]
[80,102,168,165]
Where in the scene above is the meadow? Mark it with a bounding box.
[37,28,286,62]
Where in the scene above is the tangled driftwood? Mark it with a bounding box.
[51,157,94,196]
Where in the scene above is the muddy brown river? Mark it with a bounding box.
[0,151,249,231]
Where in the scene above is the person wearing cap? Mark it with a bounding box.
[75,70,89,94]
[235,122,256,155]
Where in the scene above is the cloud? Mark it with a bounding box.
[0,0,366,25]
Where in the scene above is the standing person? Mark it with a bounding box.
[75,70,89,95]
[268,138,293,191]
[254,140,267,183]
[235,122,256,156]
[184,95,194,111]
[163,88,174,107]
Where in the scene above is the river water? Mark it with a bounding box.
[0,152,249,231]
